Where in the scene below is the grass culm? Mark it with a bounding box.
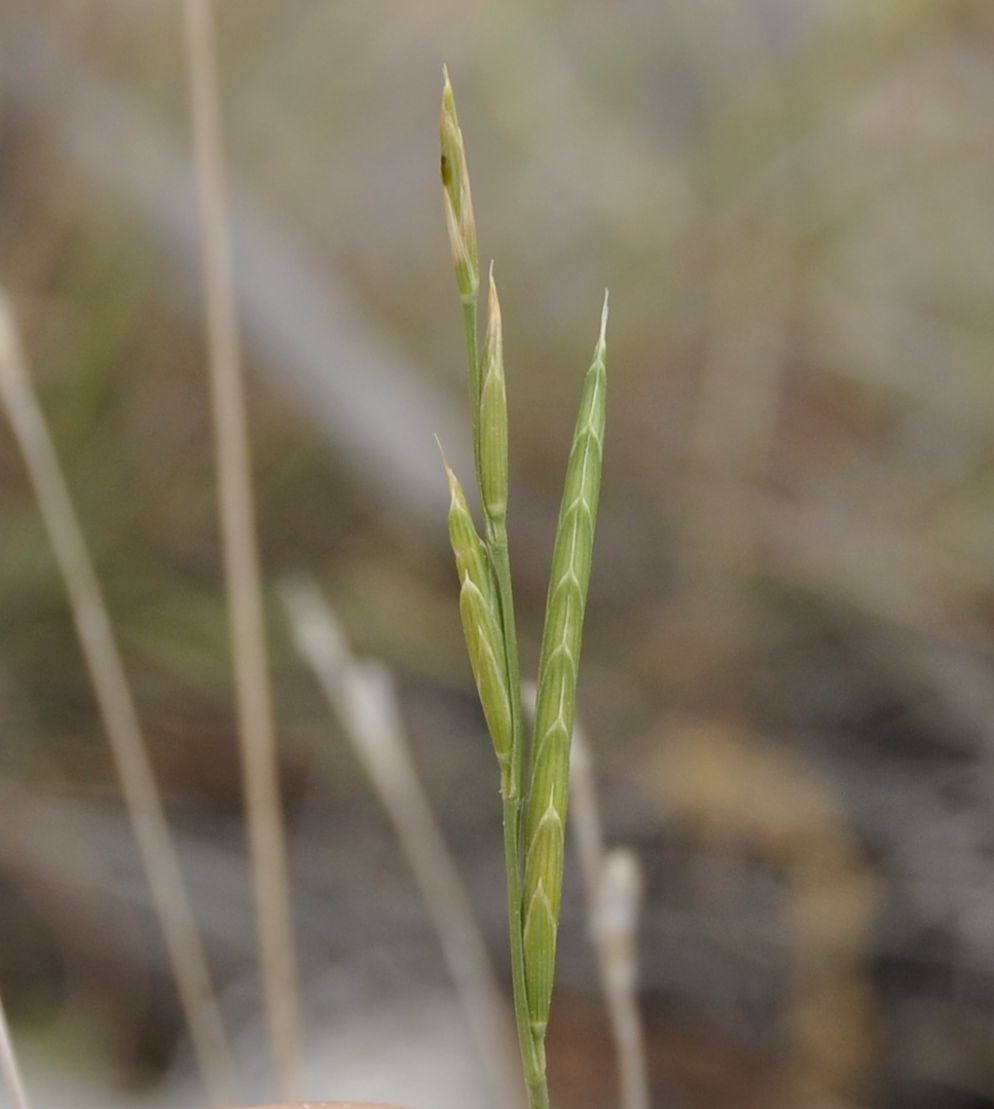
[439,70,609,1109]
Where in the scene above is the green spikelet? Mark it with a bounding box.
[521,789,564,1041]
[479,267,508,531]
[459,579,512,768]
[439,448,511,770]
[441,446,493,606]
[440,67,479,303]
[522,294,608,1037]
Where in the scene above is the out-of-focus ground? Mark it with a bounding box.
[2,1,994,1106]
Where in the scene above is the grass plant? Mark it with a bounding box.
[439,71,608,1109]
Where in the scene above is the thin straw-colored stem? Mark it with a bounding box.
[281,579,524,1109]
[597,849,648,1109]
[463,300,481,481]
[181,0,300,1097]
[570,726,650,1109]
[0,988,31,1109]
[0,294,234,1106]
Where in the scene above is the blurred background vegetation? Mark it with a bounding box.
[2,1,994,1106]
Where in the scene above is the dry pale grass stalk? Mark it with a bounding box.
[181,0,300,1095]
[0,293,234,1105]
[592,849,648,1109]
[0,988,31,1109]
[570,732,650,1109]
[281,579,524,1109]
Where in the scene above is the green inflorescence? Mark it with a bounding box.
[438,69,608,1109]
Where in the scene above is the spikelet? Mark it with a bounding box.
[440,68,479,303]
[441,446,493,606]
[459,580,512,768]
[522,295,608,1038]
[479,267,508,530]
[440,449,511,769]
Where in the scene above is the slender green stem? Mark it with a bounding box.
[488,534,523,803]
[501,791,550,1109]
[492,528,549,1107]
[462,297,481,482]
[459,263,548,1105]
